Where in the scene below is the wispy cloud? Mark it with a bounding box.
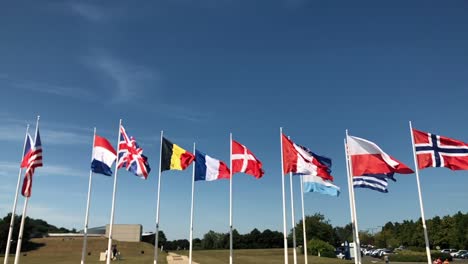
[0,161,85,178]
[0,76,94,100]
[28,205,83,229]
[86,54,159,103]
[0,118,90,145]
[0,161,20,178]
[68,2,107,22]
[39,164,86,178]
[41,129,89,145]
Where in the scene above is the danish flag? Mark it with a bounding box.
[413,128,468,170]
[117,125,151,179]
[231,140,264,178]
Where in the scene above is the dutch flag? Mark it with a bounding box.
[91,135,117,176]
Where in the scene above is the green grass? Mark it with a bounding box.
[179,249,354,264]
[0,237,167,264]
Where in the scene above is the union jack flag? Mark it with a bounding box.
[413,128,468,170]
[21,126,43,197]
[117,125,151,179]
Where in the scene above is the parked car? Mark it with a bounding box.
[452,250,468,258]
[441,249,451,254]
[460,252,468,259]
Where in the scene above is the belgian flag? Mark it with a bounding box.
[161,137,195,172]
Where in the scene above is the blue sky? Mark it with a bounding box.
[0,0,467,241]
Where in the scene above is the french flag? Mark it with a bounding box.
[195,150,230,181]
[91,135,117,176]
[347,135,413,176]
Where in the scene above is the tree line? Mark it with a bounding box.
[155,211,468,252]
[1,211,466,253]
[0,214,74,253]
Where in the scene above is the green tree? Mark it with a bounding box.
[307,239,335,258]
[293,214,335,247]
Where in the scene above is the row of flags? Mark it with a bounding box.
[90,128,264,181]
[5,118,468,264]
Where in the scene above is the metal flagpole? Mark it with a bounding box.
[154,130,164,264]
[409,121,432,264]
[14,116,40,264]
[300,175,308,264]
[13,198,29,264]
[289,172,297,264]
[280,127,289,264]
[229,133,233,264]
[106,119,122,264]
[345,131,362,264]
[344,137,359,264]
[4,124,29,264]
[81,127,97,264]
[189,143,196,264]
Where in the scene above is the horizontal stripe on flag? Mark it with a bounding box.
[302,175,340,197]
[353,176,388,193]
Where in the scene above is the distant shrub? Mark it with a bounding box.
[387,254,427,262]
[406,246,425,252]
[307,239,336,258]
[387,251,453,262]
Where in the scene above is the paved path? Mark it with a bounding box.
[166,252,199,264]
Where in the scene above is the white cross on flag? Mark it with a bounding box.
[231,140,264,178]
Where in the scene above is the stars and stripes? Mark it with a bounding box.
[117,125,151,179]
[21,127,43,198]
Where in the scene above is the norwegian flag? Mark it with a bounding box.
[413,128,468,170]
[231,140,264,178]
[21,127,43,198]
[117,125,151,179]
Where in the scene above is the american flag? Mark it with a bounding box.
[117,125,150,179]
[21,126,43,198]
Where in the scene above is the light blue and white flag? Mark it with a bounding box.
[303,174,340,197]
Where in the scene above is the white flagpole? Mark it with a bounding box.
[229,133,233,264]
[81,127,96,264]
[14,116,40,264]
[106,119,122,264]
[189,143,196,264]
[279,127,289,264]
[154,130,164,264]
[409,121,432,264]
[345,131,362,264]
[299,175,308,264]
[4,124,29,264]
[344,137,359,264]
[289,172,297,264]
[13,198,29,264]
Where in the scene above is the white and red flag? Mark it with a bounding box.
[413,128,468,170]
[281,133,333,181]
[21,126,43,197]
[231,140,264,178]
[347,135,413,176]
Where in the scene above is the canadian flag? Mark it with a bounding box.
[231,140,264,178]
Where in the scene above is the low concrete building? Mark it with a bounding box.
[105,224,142,242]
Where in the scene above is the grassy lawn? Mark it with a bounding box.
[0,237,167,264]
[6,239,465,264]
[177,249,355,264]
